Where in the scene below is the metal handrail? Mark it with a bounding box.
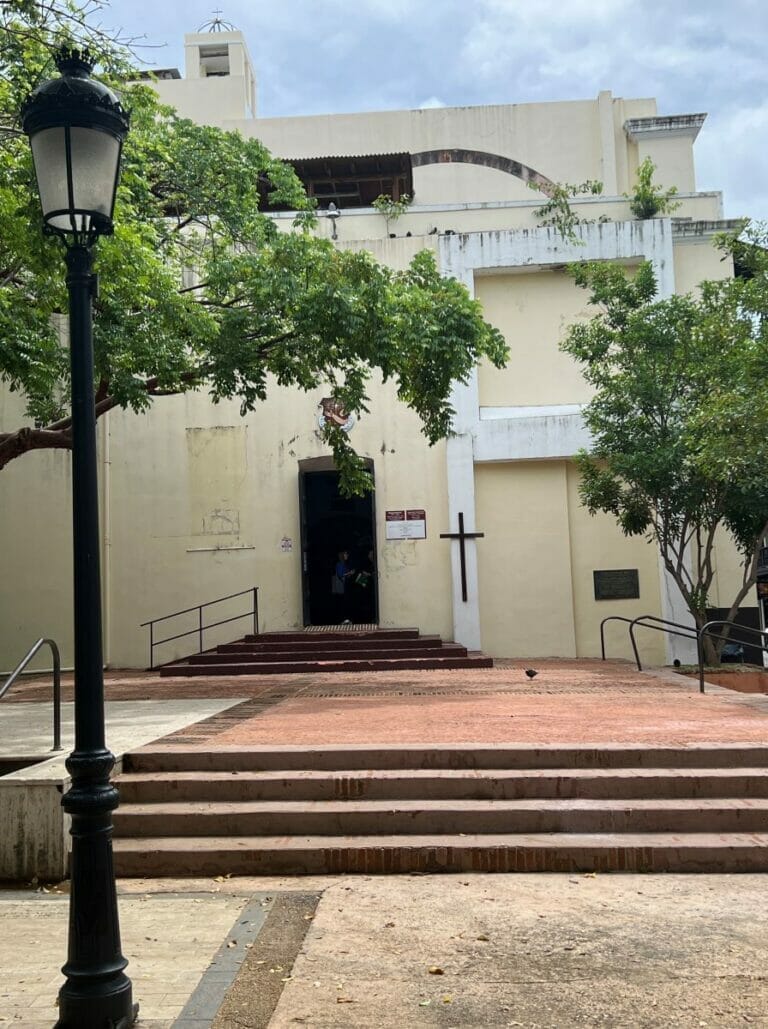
[600,613,698,671]
[698,620,768,695]
[600,616,637,661]
[628,614,699,672]
[0,638,62,751]
[140,586,259,669]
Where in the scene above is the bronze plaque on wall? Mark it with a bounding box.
[593,569,640,601]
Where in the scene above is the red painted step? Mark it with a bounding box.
[217,635,445,653]
[159,658,490,675]
[188,644,469,664]
[158,629,490,677]
[160,654,493,676]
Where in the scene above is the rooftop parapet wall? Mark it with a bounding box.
[624,114,707,195]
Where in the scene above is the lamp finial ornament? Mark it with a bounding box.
[55,46,95,78]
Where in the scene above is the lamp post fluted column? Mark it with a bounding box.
[55,243,134,1027]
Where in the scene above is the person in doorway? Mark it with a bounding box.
[332,549,355,623]
[352,548,375,623]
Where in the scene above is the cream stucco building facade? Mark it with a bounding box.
[0,26,750,673]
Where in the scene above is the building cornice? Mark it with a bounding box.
[671,218,745,241]
[624,114,706,142]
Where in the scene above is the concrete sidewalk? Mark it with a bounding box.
[5,873,768,1028]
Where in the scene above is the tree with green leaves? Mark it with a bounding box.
[561,242,768,664]
[530,179,604,242]
[0,2,507,494]
[626,156,680,220]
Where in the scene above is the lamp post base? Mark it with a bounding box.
[55,988,137,1029]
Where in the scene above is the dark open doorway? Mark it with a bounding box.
[299,464,378,626]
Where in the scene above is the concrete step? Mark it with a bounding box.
[112,798,768,837]
[116,767,768,804]
[218,635,444,653]
[123,743,768,774]
[159,655,493,676]
[191,643,468,664]
[112,832,768,876]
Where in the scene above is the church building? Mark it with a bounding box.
[0,22,748,672]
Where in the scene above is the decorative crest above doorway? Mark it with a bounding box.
[317,397,356,433]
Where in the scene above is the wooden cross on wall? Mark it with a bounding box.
[440,512,485,602]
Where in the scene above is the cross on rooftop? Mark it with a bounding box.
[198,10,237,32]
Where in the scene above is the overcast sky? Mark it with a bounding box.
[100,0,768,221]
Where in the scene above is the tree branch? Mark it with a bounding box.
[0,426,72,470]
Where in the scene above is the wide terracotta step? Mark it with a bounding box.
[160,654,492,676]
[113,743,768,875]
[123,743,768,773]
[112,797,768,837]
[116,766,768,804]
[112,832,768,876]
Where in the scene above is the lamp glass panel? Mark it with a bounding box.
[29,126,69,223]
[30,125,120,232]
[69,126,120,217]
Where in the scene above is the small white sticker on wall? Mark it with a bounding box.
[280,537,293,553]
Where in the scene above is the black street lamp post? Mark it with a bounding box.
[21,49,135,1028]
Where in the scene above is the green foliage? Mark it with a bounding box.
[0,7,507,493]
[627,157,680,219]
[530,180,604,242]
[562,245,768,652]
[372,192,412,234]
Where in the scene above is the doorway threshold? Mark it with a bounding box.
[304,623,379,632]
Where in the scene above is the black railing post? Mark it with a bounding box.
[141,587,262,665]
[628,621,644,671]
[697,631,705,694]
[52,640,62,751]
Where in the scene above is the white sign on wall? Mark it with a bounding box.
[385,509,427,540]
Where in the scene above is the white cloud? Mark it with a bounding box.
[418,96,446,109]
[696,101,768,220]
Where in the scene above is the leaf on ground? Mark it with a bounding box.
[419,1000,432,1007]
[428,966,444,975]
[476,934,490,942]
